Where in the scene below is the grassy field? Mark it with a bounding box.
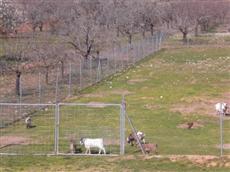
[0,35,230,171]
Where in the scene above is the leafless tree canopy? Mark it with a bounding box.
[0,0,229,95]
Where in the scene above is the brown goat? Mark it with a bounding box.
[142,143,158,154]
[69,139,77,154]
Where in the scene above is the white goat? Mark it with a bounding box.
[137,131,145,144]
[25,116,32,128]
[80,138,106,154]
[215,103,228,115]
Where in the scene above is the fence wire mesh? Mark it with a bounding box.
[221,113,230,156]
[0,103,55,155]
[0,32,165,108]
[0,103,124,156]
[0,31,164,156]
[57,103,123,155]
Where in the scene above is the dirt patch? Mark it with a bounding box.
[171,92,230,116]
[177,122,204,129]
[78,167,110,172]
[83,90,133,97]
[111,89,133,95]
[216,144,230,150]
[107,155,136,162]
[144,104,161,110]
[127,79,147,84]
[169,155,218,166]
[0,136,30,147]
[82,93,106,98]
[108,155,230,168]
[141,97,155,100]
[109,154,230,168]
[168,155,230,167]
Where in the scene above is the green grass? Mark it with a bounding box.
[1,156,230,172]
[1,155,230,172]
[1,35,230,171]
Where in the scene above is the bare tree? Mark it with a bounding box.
[143,1,162,36]
[1,39,31,95]
[115,0,140,45]
[21,0,59,32]
[160,2,174,30]
[171,1,196,42]
[61,0,106,59]
[30,42,60,84]
[192,0,229,36]
[0,0,20,35]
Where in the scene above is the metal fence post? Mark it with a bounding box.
[155,33,158,51]
[55,68,59,103]
[55,103,60,155]
[90,57,92,84]
[159,31,162,50]
[113,43,117,71]
[19,75,22,116]
[79,58,82,90]
[96,60,101,82]
[68,62,72,97]
[220,112,223,156]
[120,96,126,155]
[38,72,41,103]
[151,35,154,53]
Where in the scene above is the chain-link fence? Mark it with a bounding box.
[0,102,125,156]
[57,103,125,156]
[219,112,230,156]
[0,32,166,106]
[0,102,227,156]
[0,103,56,155]
[0,31,166,156]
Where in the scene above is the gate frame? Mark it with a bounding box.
[55,102,125,156]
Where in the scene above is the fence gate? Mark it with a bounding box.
[0,103,56,155]
[56,103,125,156]
[0,102,125,156]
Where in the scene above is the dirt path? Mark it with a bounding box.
[144,155,230,167]
[0,136,29,149]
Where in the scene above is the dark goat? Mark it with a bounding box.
[127,131,145,146]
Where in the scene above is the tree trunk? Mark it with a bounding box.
[32,25,36,32]
[166,22,170,29]
[142,30,145,38]
[128,34,132,45]
[182,32,188,43]
[39,22,43,32]
[195,25,199,37]
[205,23,209,32]
[61,61,64,78]
[45,67,49,84]
[150,24,154,36]
[116,27,120,37]
[142,26,146,38]
[15,70,21,96]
